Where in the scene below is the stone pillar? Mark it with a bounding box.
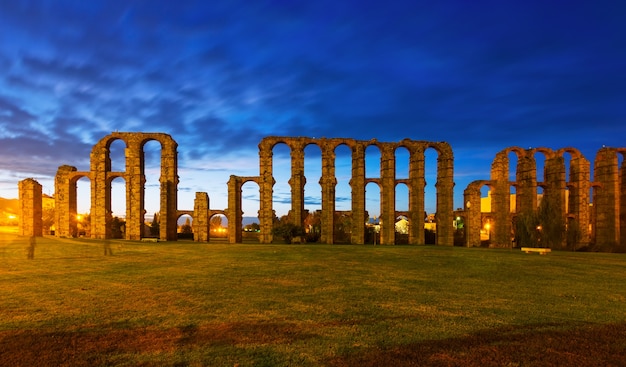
[160,137,179,241]
[379,144,396,245]
[463,183,482,247]
[227,176,242,244]
[258,140,275,243]
[125,139,144,240]
[436,143,454,246]
[350,143,366,244]
[569,155,591,245]
[18,178,43,237]
[320,144,336,244]
[194,192,210,242]
[593,147,620,247]
[544,154,566,220]
[490,151,511,247]
[90,142,112,239]
[516,151,537,214]
[409,145,425,245]
[289,143,306,227]
[54,165,78,238]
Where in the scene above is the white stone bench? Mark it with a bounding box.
[141,238,159,242]
[521,247,551,255]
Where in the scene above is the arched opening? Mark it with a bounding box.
[562,151,574,216]
[110,176,126,239]
[508,150,519,183]
[395,214,409,245]
[143,140,162,228]
[109,139,125,172]
[76,176,91,237]
[395,183,409,212]
[177,214,193,240]
[482,215,494,246]
[241,181,261,243]
[424,147,438,244]
[304,144,322,217]
[272,143,291,221]
[210,213,227,240]
[334,144,352,212]
[365,144,381,179]
[365,181,381,244]
[535,152,546,184]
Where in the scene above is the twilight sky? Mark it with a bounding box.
[0,0,624,219]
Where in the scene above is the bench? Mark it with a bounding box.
[141,238,159,242]
[521,247,551,255]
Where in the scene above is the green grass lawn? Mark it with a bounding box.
[1,233,626,366]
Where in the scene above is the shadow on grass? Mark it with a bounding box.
[1,321,626,366]
[326,322,626,367]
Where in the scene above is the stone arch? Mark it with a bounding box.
[228,175,262,243]
[55,132,178,241]
[252,136,455,245]
[463,180,493,247]
[54,165,91,238]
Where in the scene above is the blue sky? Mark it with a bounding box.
[0,0,624,218]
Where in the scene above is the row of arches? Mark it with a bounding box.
[464,146,626,249]
[227,137,454,245]
[55,132,178,241]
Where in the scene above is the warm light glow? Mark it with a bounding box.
[77,214,83,221]
[485,223,491,231]
[8,214,16,219]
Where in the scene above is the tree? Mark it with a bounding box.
[272,222,304,244]
[514,193,565,249]
[210,215,223,231]
[110,217,125,239]
[150,212,160,236]
[181,217,192,234]
[537,193,565,249]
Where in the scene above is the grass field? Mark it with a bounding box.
[1,233,626,366]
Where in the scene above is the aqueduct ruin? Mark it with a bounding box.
[227,137,454,245]
[17,131,626,250]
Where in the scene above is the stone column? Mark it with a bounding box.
[54,165,78,238]
[409,145,425,245]
[320,144,337,244]
[227,176,242,243]
[90,142,112,239]
[569,155,590,245]
[490,151,511,247]
[436,144,454,246]
[125,139,144,240]
[258,140,275,243]
[160,137,179,241]
[516,151,537,214]
[593,147,619,247]
[289,143,306,227]
[19,178,43,237]
[379,144,396,245]
[350,143,366,244]
[194,192,210,242]
[463,183,482,247]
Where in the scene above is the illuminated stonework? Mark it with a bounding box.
[55,132,179,240]
[18,178,43,237]
[227,137,455,245]
[464,146,626,250]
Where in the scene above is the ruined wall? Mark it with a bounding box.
[465,146,592,249]
[231,137,454,245]
[18,178,43,237]
[56,132,179,240]
[193,192,210,242]
[593,147,626,247]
